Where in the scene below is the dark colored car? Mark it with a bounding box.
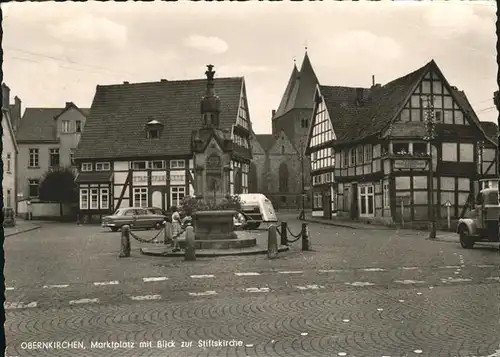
[147,207,172,222]
[102,207,167,232]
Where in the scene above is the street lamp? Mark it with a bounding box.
[423,94,437,239]
[299,137,306,220]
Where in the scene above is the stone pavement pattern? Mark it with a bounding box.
[4,216,500,357]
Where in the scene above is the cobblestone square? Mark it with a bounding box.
[4,217,500,357]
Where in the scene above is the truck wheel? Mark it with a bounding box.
[111,227,119,232]
[459,226,475,249]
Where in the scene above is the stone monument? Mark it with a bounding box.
[191,64,233,204]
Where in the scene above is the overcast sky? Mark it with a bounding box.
[2,1,498,134]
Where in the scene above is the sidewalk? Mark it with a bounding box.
[304,215,462,243]
[4,219,43,237]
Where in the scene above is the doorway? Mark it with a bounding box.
[350,183,359,219]
[323,190,332,219]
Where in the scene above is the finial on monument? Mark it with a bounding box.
[205,64,215,81]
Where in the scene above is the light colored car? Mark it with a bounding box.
[102,207,167,232]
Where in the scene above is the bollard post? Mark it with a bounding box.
[301,223,310,251]
[119,225,131,258]
[184,226,196,261]
[280,221,288,246]
[164,221,173,246]
[268,225,278,259]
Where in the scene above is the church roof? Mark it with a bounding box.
[273,52,320,120]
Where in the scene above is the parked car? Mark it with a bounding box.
[456,187,500,249]
[102,207,167,232]
[238,193,278,230]
[146,207,171,222]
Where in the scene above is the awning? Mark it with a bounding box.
[75,171,113,184]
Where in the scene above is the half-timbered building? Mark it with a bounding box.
[305,59,498,224]
[74,67,253,221]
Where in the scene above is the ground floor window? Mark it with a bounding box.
[80,189,89,209]
[133,187,148,207]
[359,185,374,216]
[28,179,39,197]
[90,188,99,209]
[313,192,323,209]
[170,186,185,208]
[79,185,110,210]
[6,189,12,208]
[383,182,390,208]
[100,188,109,210]
[242,163,249,194]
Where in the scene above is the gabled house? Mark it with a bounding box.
[2,108,19,210]
[16,102,89,200]
[73,67,253,222]
[2,83,21,211]
[305,59,498,224]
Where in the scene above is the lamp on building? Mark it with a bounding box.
[423,94,437,239]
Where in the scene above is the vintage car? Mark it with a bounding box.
[456,187,500,249]
[102,207,167,232]
[238,193,278,230]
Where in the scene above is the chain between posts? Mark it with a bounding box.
[129,226,186,244]
[274,222,302,244]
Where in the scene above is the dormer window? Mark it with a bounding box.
[148,129,160,139]
[145,119,163,139]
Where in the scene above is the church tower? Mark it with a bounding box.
[272,50,320,152]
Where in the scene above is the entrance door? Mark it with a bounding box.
[323,190,332,219]
[351,183,359,219]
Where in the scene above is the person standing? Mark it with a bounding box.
[171,206,182,252]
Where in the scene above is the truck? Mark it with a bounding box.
[456,186,500,249]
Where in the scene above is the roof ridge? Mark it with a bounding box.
[99,76,243,88]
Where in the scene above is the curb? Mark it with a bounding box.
[5,225,42,237]
[303,219,361,230]
[140,245,290,258]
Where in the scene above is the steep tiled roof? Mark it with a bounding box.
[75,77,243,160]
[255,134,275,152]
[16,108,64,142]
[317,61,432,142]
[16,105,90,143]
[479,121,498,142]
[452,89,497,146]
[274,64,298,119]
[273,52,320,120]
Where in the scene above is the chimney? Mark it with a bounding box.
[356,88,364,106]
[12,96,21,132]
[123,81,129,84]
[2,83,10,109]
[272,109,276,119]
[65,102,72,108]
[372,75,375,87]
